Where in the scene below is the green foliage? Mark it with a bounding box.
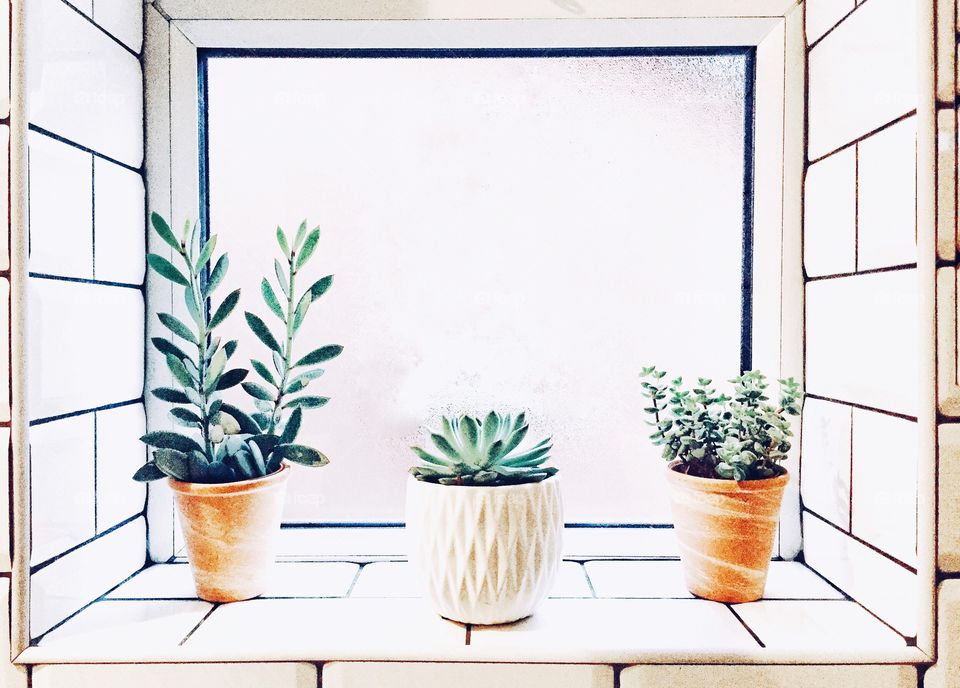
[134,213,337,484]
[639,367,803,481]
[410,411,557,486]
[241,221,343,437]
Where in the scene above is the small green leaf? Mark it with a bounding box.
[295,228,321,270]
[170,407,202,426]
[220,403,261,434]
[261,278,285,321]
[411,446,453,467]
[151,337,188,362]
[151,213,183,254]
[274,259,288,297]
[460,416,479,446]
[251,360,277,386]
[294,345,342,367]
[205,348,227,392]
[158,313,198,345]
[279,407,302,444]
[430,433,460,460]
[224,340,238,359]
[245,312,282,353]
[210,289,241,329]
[274,443,329,467]
[308,275,333,300]
[165,353,194,387]
[197,234,217,270]
[292,291,311,331]
[287,368,324,390]
[151,387,190,404]
[140,431,203,454]
[282,395,329,410]
[133,461,167,482]
[272,350,285,375]
[276,226,290,256]
[293,221,308,252]
[242,381,275,401]
[216,368,247,391]
[153,448,192,481]
[183,287,202,326]
[147,254,190,286]
[205,254,228,297]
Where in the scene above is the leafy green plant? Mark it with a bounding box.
[410,412,556,486]
[639,368,802,481]
[133,213,339,484]
[242,222,343,437]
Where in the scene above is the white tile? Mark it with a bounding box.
[938,424,960,572]
[585,560,692,598]
[30,414,96,565]
[0,429,9,572]
[468,599,756,659]
[0,278,8,423]
[39,599,211,652]
[275,526,408,558]
[95,403,146,531]
[323,662,614,688]
[562,527,679,558]
[551,561,592,598]
[107,563,196,599]
[30,516,146,637]
[805,0,855,45]
[733,600,908,651]
[93,158,146,284]
[802,512,917,636]
[28,132,93,279]
[0,6,9,119]
[851,411,917,566]
[350,561,417,597]
[807,0,916,159]
[184,598,468,659]
[27,0,144,167]
[266,561,359,597]
[805,270,918,416]
[28,278,144,420]
[1,580,29,688]
[925,581,960,688]
[622,664,916,688]
[800,398,852,528]
[803,146,856,277]
[762,562,844,600]
[34,662,317,688]
[93,0,144,52]
[0,126,9,270]
[857,117,917,270]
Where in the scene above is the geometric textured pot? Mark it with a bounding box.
[405,475,563,624]
[665,462,789,603]
[169,463,290,603]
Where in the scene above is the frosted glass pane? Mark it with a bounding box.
[206,54,748,523]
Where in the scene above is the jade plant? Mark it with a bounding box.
[639,368,802,481]
[133,213,341,484]
[410,412,556,486]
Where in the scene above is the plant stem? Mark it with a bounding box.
[268,253,297,434]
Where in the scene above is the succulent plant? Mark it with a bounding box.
[639,368,802,481]
[410,412,556,486]
[133,213,339,484]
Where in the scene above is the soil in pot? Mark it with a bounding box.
[405,475,563,625]
[665,462,788,603]
[169,463,290,602]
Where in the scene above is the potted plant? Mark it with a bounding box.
[405,412,562,625]
[133,213,343,602]
[639,368,802,603]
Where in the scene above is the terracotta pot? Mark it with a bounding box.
[405,475,563,624]
[665,461,788,603]
[169,463,290,602]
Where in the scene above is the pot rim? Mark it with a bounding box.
[406,472,560,492]
[168,461,290,496]
[664,459,789,493]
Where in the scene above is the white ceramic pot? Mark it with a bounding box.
[405,474,563,625]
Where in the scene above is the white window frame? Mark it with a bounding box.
[143,1,806,561]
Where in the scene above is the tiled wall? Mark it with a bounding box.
[801,0,920,638]
[21,0,147,641]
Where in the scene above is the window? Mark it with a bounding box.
[203,49,752,524]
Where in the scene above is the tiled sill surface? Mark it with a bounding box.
[17,560,928,665]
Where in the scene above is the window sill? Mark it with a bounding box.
[16,560,930,666]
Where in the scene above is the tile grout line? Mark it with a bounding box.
[808,110,917,167]
[29,397,143,427]
[55,0,140,59]
[178,602,219,646]
[27,124,143,176]
[30,513,142,573]
[28,271,144,290]
[726,603,766,648]
[344,562,367,597]
[803,508,918,573]
[803,393,917,422]
[581,561,598,598]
